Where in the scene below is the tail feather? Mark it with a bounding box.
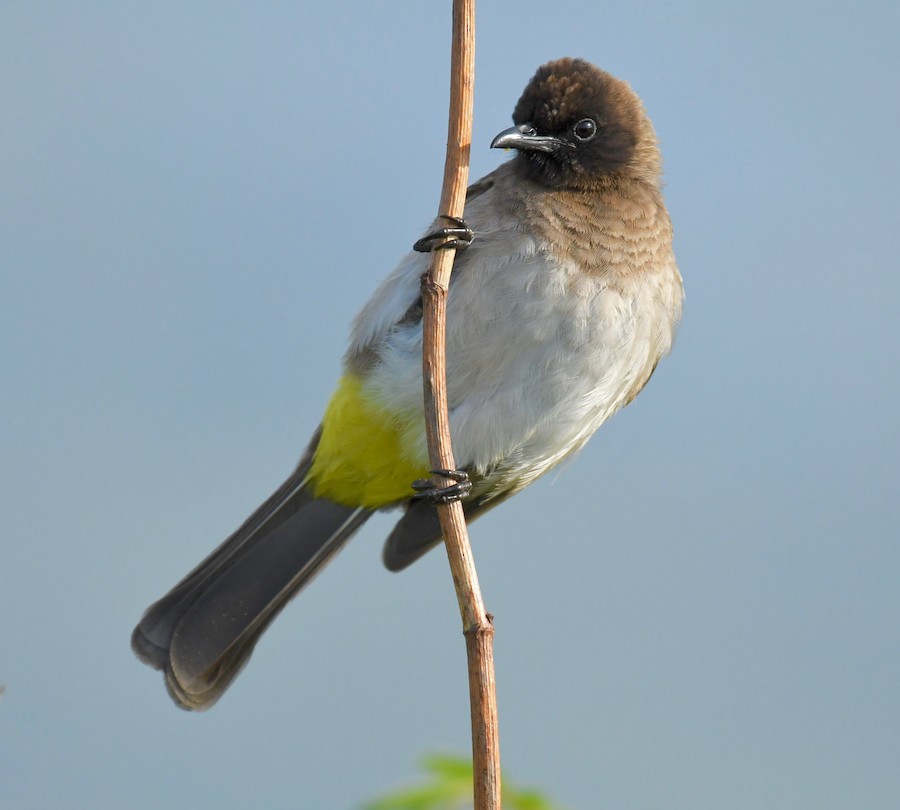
[381,488,503,572]
[132,464,311,663]
[132,459,372,710]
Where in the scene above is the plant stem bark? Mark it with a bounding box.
[419,1,501,808]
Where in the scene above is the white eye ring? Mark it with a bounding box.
[573,118,597,141]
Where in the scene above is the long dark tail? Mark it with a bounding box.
[131,454,372,710]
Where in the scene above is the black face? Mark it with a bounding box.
[497,58,643,190]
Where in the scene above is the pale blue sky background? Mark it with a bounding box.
[2,2,898,808]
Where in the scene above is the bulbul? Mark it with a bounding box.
[132,58,683,710]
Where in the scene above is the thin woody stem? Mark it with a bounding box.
[419,1,501,808]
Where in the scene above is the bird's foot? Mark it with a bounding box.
[411,469,472,504]
[413,216,474,253]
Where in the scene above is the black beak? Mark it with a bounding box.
[490,124,570,154]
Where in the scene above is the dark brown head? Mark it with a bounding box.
[492,58,660,190]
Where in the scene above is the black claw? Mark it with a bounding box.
[413,216,474,253]
[411,469,472,504]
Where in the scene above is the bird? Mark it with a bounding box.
[131,57,684,710]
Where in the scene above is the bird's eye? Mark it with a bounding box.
[573,118,597,141]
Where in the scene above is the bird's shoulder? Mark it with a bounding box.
[343,163,678,369]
